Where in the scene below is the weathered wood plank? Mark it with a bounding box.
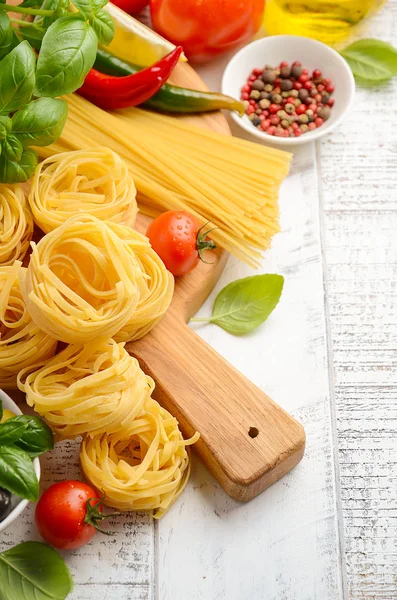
[320,2,397,597]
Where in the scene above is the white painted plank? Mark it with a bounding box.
[319,2,397,598]
[158,142,345,600]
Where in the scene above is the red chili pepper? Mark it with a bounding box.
[78,46,183,110]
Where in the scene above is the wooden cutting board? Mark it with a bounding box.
[128,62,306,502]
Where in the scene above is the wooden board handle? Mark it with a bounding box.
[127,311,305,502]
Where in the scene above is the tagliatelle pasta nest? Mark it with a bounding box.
[80,396,199,519]
[28,148,138,233]
[0,262,57,389]
[0,185,34,266]
[20,214,146,344]
[18,340,154,439]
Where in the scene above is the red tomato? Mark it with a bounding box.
[150,0,265,63]
[146,211,216,277]
[35,481,110,550]
[111,0,149,14]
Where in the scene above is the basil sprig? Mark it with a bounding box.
[191,274,284,335]
[0,0,115,182]
[0,542,73,600]
[0,398,54,501]
[341,38,397,83]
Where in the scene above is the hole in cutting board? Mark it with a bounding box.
[248,427,259,438]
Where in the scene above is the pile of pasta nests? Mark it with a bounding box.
[0,147,198,518]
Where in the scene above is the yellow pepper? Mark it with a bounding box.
[103,3,187,66]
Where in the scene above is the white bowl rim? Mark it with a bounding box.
[0,389,41,533]
[222,34,355,146]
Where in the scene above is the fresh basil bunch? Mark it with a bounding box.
[0,0,115,183]
[0,398,54,502]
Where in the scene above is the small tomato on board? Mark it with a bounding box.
[35,481,118,550]
[150,0,265,63]
[146,211,216,277]
[110,0,149,14]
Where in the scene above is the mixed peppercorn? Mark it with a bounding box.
[241,61,335,138]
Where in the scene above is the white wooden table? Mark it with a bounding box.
[1,3,397,598]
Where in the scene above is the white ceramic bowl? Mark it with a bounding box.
[222,35,355,146]
[0,389,41,533]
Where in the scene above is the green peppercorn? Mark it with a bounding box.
[277,110,288,119]
[298,114,309,124]
[248,113,257,121]
[252,79,265,91]
[262,69,276,84]
[290,89,299,98]
[281,91,290,98]
[321,91,330,103]
[300,124,309,133]
[281,119,290,128]
[317,105,331,120]
[294,98,302,107]
[280,65,291,78]
[291,64,303,78]
[305,109,314,118]
[271,93,282,104]
[250,90,261,100]
[259,98,270,109]
[284,102,295,114]
[264,84,273,93]
[298,89,309,101]
[255,108,262,115]
[242,100,250,111]
[280,79,293,91]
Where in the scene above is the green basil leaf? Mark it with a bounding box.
[0,146,38,183]
[15,415,54,457]
[72,0,107,19]
[0,416,30,446]
[0,115,12,140]
[2,134,23,162]
[0,12,14,60]
[18,25,45,51]
[340,38,397,82]
[35,16,98,97]
[0,542,74,600]
[207,274,284,335]
[91,10,114,45]
[0,41,36,114]
[13,97,68,147]
[0,445,38,501]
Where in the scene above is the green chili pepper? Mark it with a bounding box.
[94,47,244,115]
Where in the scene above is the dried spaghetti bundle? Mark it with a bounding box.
[0,262,57,388]
[18,340,153,439]
[20,214,145,344]
[80,396,199,518]
[29,148,137,233]
[39,94,292,267]
[108,222,174,342]
[0,185,33,266]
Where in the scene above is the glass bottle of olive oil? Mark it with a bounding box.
[264,0,383,46]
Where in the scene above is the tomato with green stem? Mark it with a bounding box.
[146,211,216,277]
[35,481,119,550]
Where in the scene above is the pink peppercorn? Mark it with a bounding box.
[294,127,302,136]
[307,103,318,112]
[314,94,322,103]
[249,99,256,105]
[280,61,289,68]
[295,104,306,115]
[298,73,309,84]
[308,122,316,130]
[325,84,334,94]
[314,117,324,127]
[242,92,249,100]
[247,105,255,115]
[270,115,281,125]
[312,69,322,79]
[327,98,335,107]
[253,67,262,75]
[269,103,280,114]
[293,81,302,90]
[261,119,271,130]
[322,78,331,87]
[242,84,250,92]
[266,126,276,135]
[303,81,313,90]
[317,84,325,92]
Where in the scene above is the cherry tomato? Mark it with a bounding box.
[111,0,149,14]
[35,481,113,550]
[146,211,216,277]
[150,0,265,63]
